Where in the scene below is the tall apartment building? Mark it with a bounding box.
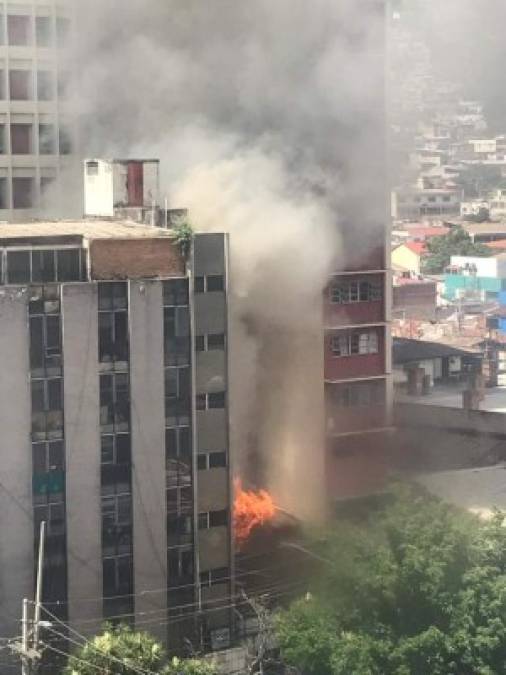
[0,220,234,658]
[0,0,74,220]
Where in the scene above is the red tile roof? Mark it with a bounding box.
[403,226,450,238]
[404,241,427,255]
[486,239,506,251]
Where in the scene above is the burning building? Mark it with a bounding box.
[0,168,235,657]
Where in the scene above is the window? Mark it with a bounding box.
[330,280,382,304]
[196,333,225,352]
[98,284,128,366]
[32,250,55,282]
[30,314,61,376]
[165,367,191,425]
[8,15,31,46]
[198,510,228,530]
[58,125,72,155]
[0,177,7,209]
[163,306,190,366]
[34,501,65,536]
[194,275,224,293]
[9,70,31,100]
[102,493,132,530]
[86,160,99,176]
[98,282,128,311]
[197,451,227,470]
[33,440,64,473]
[11,124,32,154]
[330,381,384,408]
[103,555,133,597]
[37,71,53,101]
[196,392,226,411]
[165,427,191,459]
[163,279,188,306]
[56,17,70,47]
[40,175,55,197]
[56,249,80,281]
[167,483,193,547]
[330,330,379,357]
[12,178,34,209]
[200,567,229,589]
[100,373,130,432]
[36,16,52,47]
[6,250,30,283]
[31,378,62,412]
[39,124,55,154]
[428,196,436,203]
[101,434,131,466]
[168,548,193,583]
[0,125,6,153]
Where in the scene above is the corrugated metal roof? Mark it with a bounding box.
[0,220,174,240]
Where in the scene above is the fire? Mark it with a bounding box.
[233,478,276,546]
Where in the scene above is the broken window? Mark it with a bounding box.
[9,70,31,100]
[12,178,34,209]
[37,71,53,101]
[11,124,32,154]
[8,15,31,46]
[36,16,52,47]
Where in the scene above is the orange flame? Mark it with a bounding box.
[233,478,276,546]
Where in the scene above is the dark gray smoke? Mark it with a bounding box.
[71,0,387,518]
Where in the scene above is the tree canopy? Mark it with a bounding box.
[276,485,506,675]
[422,226,492,274]
[62,624,216,675]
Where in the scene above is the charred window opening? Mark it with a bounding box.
[197,451,227,470]
[330,279,382,304]
[9,70,32,100]
[198,509,228,530]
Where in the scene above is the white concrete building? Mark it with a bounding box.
[0,0,75,221]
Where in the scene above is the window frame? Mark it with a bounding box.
[330,330,380,358]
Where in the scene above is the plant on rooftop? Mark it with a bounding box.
[276,485,506,675]
[422,225,492,274]
[172,219,194,260]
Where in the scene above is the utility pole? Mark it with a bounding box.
[15,521,46,674]
[33,520,46,652]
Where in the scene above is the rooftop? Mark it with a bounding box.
[463,222,506,236]
[393,337,475,364]
[0,220,175,243]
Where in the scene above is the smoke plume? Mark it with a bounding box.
[70,0,387,519]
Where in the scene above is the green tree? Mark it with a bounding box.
[276,486,506,675]
[172,219,193,260]
[422,226,491,273]
[62,624,216,675]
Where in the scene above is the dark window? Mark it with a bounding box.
[12,178,34,209]
[103,556,133,597]
[0,125,6,153]
[100,373,130,432]
[36,16,52,47]
[207,275,224,292]
[194,276,205,293]
[165,367,191,424]
[9,70,31,100]
[11,124,32,154]
[98,282,127,311]
[165,427,191,459]
[197,455,207,471]
[58,125,71,155]
[208,334,225,350]
[7,250,30,283]
[86,161,99,176]
[0,177,7,209]
[168,549,193,583]
[209,392,225,409]
[0,71,5,100]
[210,509,228,527]
[32,250,55,282]
[56,249,80,281]
[195,335,205,352]
[163,279,189,306]
[37,71,53,101]
[39,124,56,155]
[99,311,128,364]
[196,394,206,411]
[209,451,227,468]
[8,15,31,46]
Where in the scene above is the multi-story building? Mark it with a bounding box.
[0,0,75,221]
[0,219,234,658]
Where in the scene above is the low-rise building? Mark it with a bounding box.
[392,241,426,275]
[445,254,506,302]
[392,187,461,220]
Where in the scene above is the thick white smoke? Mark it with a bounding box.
[69,0,387,519]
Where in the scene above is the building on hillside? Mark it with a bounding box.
[0,0,76,221]
[444,254,506,302]
[0,220,234,658]
[392,241,426,275]
[391,224,449,246]
[393,276,437,321]
[463,222,506,244]
[391,187,461,220]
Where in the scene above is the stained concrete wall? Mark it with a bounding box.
[63,283,102,634]
[129,280,167,636]
[0,289,33,638]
